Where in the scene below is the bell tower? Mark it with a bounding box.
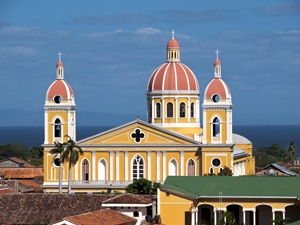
[202,50,233,144]
[44,52,76,144]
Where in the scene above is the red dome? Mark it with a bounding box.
[46,79,74,100]
[56,61,63,67]
[214,59,221,65]
[147,62,199,91]
[204,78,230,99]
[167,39,179,48]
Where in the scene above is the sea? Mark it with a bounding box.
[0,125,299,157]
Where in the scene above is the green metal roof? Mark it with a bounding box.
[160,176,300,199]
[289,220,300,225]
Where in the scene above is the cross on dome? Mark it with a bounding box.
[215,49,220,59]
[171,30,175,39]
[57,51,62,62]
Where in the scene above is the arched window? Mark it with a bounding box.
[133,211,139,217]
[98,159,107,181]
[190,102,195,118]
[210,168,213,174]
[132,155,144,181]
[82,159,89,181]
[168,159,177,176]
[54,118,61,138]
[156,102,161,118]
[180,102,186,118]
[187,159,195,176]
[212,117,220,137]
[149,103,152,119]
[167,102,173,118]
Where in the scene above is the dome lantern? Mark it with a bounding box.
[56,51,64,80]
[166,30,180,63]
[214,49,221,79]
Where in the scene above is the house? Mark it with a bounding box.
[102,193,153,225]
[256,163,297,177]
[158,176,300,225]
[0,157,36,168]
[0,179,43,193]
[52,208,137,225]
[0,168,43,180]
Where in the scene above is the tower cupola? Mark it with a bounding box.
[166,30,180,62]
[56,51,64,80]
[214,49,221,78]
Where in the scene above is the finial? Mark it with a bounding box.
[215,49,220,59]
[171,30,175,39]
[57,51,62,62]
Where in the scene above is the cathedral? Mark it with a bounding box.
[42,32,255,193]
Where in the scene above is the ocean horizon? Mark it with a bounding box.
[0,125,299,157]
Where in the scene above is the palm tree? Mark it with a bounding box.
[270,215,290,225]
[220,211,238,225]
[61,135,83,193]
[50,141,65,194]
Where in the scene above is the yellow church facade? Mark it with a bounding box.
[42,33,255,193]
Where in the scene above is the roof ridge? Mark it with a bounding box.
[102,193,126,203]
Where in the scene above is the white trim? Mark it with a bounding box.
[147,151,151,180]
[150,63,166,91]
[163,151,166,180]
[178,63,190,90]
[211,157,222,168]
[155,102,161,119]
[162,63,171,91]
[180,151,184,176]
[153,122,201,128]
[130,154,145,181]
[168,158,178,176]
[125,151,128,181]
[179,101,187,118]
[98,158,108,181]
[156,151,160,181]
[203,109,207,144]
[92,152,96,181]
[186,158,196,176]
[204,79,214,98]
[157,188,160,214]
[61,80,71,99]
[102,203,152,207]
[53,220,75,225]
[205,153,227,174]
[80,158,91,181]
[166,101,174,118]
[75,161,78,180]
[161,97,165,123]
[52,115,64,143]
[110,152,113,181]
[44,110,48,144]
[219,79,229,99]
[175,97,178,123]
[151,98,154,123]
[209,167,213,174]
[45,80,56,99]
[116,151,119,181]
[211,114,222,144]
[184,64,199,91]
[173,62,178,90]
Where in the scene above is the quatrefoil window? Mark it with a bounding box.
[131,129,145,143]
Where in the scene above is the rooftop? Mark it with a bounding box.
[0,168,43,179]
[103,193,152,205]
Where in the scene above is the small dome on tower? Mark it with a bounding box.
[214,59,221,65]
[204,78,230,99]
[46,80,74,101]
[56,61,63,67]
[167,39,179,48]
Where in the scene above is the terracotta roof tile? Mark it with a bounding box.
[103,193,152,204]
[58,208,137,225]
[20,180,43,192]
[0,168,43,179]
[0,189,14,193]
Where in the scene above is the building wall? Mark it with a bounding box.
[0,161,20,168]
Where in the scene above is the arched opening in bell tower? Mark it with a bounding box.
[54,118,61,138]
[212,117,220,137]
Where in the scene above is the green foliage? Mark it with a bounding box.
[125,178,160,195]
[290,168,300,174]
[199,220,214,225]
[286,142,297,159]
[270,215,290,225]
[61,135,83,168]
[220,211,239,225]
[217,166,233,176]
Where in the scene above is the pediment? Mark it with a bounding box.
[78,120,199,146]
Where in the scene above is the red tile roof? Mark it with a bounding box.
[167,39,179,48]
[0,157,36,168]
[0,189,14,193]
[103,193,152,204]
[20,180,43,192]
[57,208,137,225]
[0,168,43,179]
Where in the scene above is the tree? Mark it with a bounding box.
[286,141,297,159]
[267,144,285,158]
[220,211,238,225]
[218,167,233,176]
[270,215,289,225]
[61,135,83,193]
[50,141,65,194]
[126,178,160,195]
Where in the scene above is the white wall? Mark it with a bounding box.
[113,207,148,225]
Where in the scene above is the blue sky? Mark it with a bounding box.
[0,0,299,126]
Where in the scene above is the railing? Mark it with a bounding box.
[72,180,133,186]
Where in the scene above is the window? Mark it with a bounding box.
[212,94,220,103]
[156,102,161,118]
[210,168,213,174]
[167,102,173,118]
[212,117,220,137]
[166,193,170,197]
[180,102,186,118]
[133,211,139,217]
[168,159,177,176]
[187,159,195,176]
[149,103,152,118]
[132,155,144,181]
[54,118,61,138]
[190,102,195,118]
[212,158,221,167]
[54,95,62,104]
[82,159,89,181]
[98,159,107,180]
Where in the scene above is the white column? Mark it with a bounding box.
[152,97,155,124]
[92,152,96,181]
[110,152,113,181]
[175,97,178,123]
[214,209,217,225]
[282,210,285,219]
[202,109,207,144]
[180,151,184,176]
[191,209,195,225]
[67,110,71,138]
[44,110,48,144]
[188,97,191,123]
[196,97,200,123]
[116,151,119,181]
[156,151,160,181]
[74,161,78,180]
[161,97,165,123]
[253,210,256,225]
[272,211,275,225]
[125,151,128,181]
[73,111,76,141]
[195,208,198,224]
[147,151,151,180]
[243,210,246,225]
[163,151,166,180]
